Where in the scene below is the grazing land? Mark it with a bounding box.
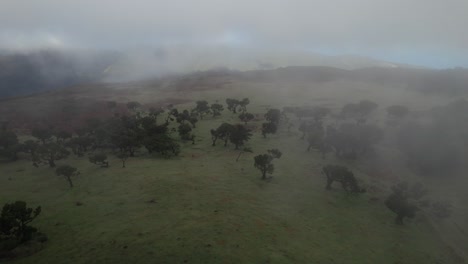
[1,68,467,263]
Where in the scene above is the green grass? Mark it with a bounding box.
[1,115,463,264]
[1,81,466,263]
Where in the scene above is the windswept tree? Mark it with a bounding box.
[384,182,429,225]
[254,149,282,180]
[239,112,254,125]
[55,130,72,143]
[341,100,378,124]
[165,108,179,123]
[176,110,198,128]
[226,98,240,113]
[0,201,42,244]
[261,122,277,138]
[67,136,93,157]
[310,106,331,122]
[0,129,20,161]
[178,123,193,141]
[210,123,233,146]
[148,107,165,120]
[20,140,39,159]
[108,116,143,157]
[142,134,180,158]
[210,103,224,117]
[264,108,281,125]
[33,143,70,167]
[238,98,250,113]
[88,153,109,168]
[229,124,252,149]
[327,123,383,159]
[116,151,129,168]
[55,165,79,188]
[126,101,141,112]
[193,100,211,120]
[32,127,53,144]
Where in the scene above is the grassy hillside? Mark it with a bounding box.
[1,72,467,263]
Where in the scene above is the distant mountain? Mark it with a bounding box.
[237,65,468,95]
[100,47,418,82]
[0,50,118,98]
[1,47,467,99]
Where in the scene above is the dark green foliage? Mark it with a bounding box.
[322,165,365,193]
[264,108,281,124]
[239,112,254,125]
[108,116,143,157]
[166,108,179,123]
[126,101,141,111]
[341,100,378,123]
[143,134,180,158]
[31,128,53,144]
[20,140,39,158]
[176,110,198,128]
[261,122,277,138]
[210,123,234,146]
[55,165,79,188]
[33,143,70,167]
[0,129,19,161]
[210,103,224,117]
[327,123,383,159]
[226,98,240,113]
[290,106,331,122]
[67,136,93,156]
[385,182,427,225]
[55,130,72,143]
[178,123,193,141]
[253,149,282,180]
[116,151,129,168]
[229,124,252,150]
[0,201,41,247]
[238,98,250,113]
[193,100,210,120]
[88,153,109,168]
[385,193,418,225]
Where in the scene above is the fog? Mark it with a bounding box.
[1,1,468,262]
[1,0,468,68]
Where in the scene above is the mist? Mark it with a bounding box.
[2,1,468,263]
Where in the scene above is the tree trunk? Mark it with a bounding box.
[236,151,243,162]
[262,169,266,180]
[49,159,56,167]
[67,176,73,188]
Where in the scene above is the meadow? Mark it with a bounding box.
[0,70,466,263]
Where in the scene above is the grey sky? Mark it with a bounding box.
[1,0,468,67]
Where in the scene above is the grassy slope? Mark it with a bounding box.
[0,78,465,263]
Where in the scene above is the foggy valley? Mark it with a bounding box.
[1,0,468,263]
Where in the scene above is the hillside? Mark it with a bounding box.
[2,48,468,99]
[1,68,468,263]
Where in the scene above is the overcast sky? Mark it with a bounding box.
[1,0,468,68]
